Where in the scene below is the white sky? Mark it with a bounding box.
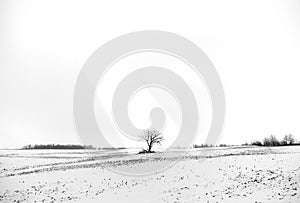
[0,0,300,148]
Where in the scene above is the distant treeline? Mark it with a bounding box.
[249,134,300,147]
[100,147,126,150]
[193,144,230,148]
[193,144,214,148]
[21,144,95,150]
[193,134,299,148]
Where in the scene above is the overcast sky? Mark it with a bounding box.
[1,0,300,148]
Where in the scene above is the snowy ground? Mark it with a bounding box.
[0,146,299,203]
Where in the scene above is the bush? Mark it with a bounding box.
[251,140,263,146]
[138,149,155,154]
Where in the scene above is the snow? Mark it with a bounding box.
[0,146,299,202]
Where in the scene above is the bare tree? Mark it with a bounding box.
[263,135,280,146]
[283,134,295,145]
[139,129,164,153]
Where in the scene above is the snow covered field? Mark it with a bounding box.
[0,146,299,202]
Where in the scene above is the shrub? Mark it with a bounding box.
[251,140,263,146]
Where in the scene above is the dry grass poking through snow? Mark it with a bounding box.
[0,146,299,202]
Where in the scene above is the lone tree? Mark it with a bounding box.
[139,129,164,153]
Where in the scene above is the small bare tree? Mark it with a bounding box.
[283,134,295,145]
[139,129,164,153]
[263,135,280,146]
